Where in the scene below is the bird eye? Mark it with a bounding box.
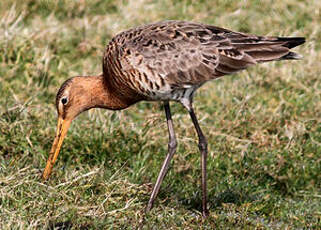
[61,97,68,105]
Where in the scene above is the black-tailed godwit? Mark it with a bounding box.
[42,20,305,217]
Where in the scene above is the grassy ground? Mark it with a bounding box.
[0,0,320,229]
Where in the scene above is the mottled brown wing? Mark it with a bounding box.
[116,21,256,89]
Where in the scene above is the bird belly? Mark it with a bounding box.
[146,85,199,103]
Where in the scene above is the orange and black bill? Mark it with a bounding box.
[42,117,71,180]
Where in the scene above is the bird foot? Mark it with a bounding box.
[202,209,209,218]
[145,202,153,213]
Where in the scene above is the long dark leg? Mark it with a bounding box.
[189,107,209,217]
[146,101,177,212]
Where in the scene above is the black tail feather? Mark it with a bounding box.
[280,51,303,60]
[277,37,306,49]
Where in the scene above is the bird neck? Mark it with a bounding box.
[86,74,140,110]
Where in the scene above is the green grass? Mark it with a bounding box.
[0,0,320,229]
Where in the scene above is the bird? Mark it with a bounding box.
[42,20,305,217]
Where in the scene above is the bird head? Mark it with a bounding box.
[42,77,95,180]
[41,75,137,180]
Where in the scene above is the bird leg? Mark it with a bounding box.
[188,107,209,217]
[146,101,177,212]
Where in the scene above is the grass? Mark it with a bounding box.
[0,0,320,229]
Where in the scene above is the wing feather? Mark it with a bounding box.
[114,21,255,89]
[105,20,300,92]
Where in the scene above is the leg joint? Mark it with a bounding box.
[198,137,207,151]
[168,138,177,150]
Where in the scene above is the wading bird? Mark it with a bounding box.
[42,20,305,217]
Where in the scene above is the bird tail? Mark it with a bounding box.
[278,51,303,60]
[276,37,306,49]
[276,37,305,60]
[232,36,305,63]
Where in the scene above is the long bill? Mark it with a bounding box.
[42,116,71,180]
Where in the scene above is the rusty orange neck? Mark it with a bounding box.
[84,74,143,111]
